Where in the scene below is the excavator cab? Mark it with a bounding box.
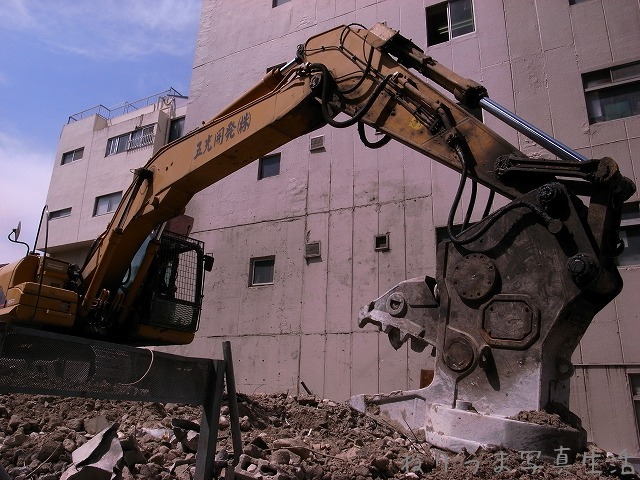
[135,231,208,334]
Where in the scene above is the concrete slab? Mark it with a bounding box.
[307,135,331,214]
[301,212,329,335]
[300,334,327,397]
[324,333,352,400]
[335,0,356,18]
[404,196,437,279]
[351,331,380,395]
[354,128,379,207]
[616,268,640,363]
[329,128,354,211]
[378,335,408,393]
[378,142,405,204]
[570,1,612,70]
[377,201,407,295]
[403,145,432,201]
[503,0,542,60]
[580,321,624,364]
[352,204,379,320]
[316,0,336,24]
[476,0,509,68]
[326,208,354,333]
[603,0,640,63]
[537,0,574,51]
[544,45,591,149]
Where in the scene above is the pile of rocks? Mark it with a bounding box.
[0,392,637,479]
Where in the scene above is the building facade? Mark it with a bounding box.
[175,0,640,456]
[41,90,188,265]
[41,0,640,458]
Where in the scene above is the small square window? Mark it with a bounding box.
[426,0,474,47]
[272,0,290,6]
[61,147,84,165]
[49,207,72,219]
[250,257,275,286]
[375,233,390,252]
[93,191,122,216]
[258,153,281,179]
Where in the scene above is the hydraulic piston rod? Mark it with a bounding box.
[479,97,588,163]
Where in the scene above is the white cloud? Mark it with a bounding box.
[0,0,201,60]
[0,131,54,263]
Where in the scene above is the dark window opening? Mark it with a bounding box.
[426,0,474,47]
[61,147,84,165]
[250,257,275,285]
[583,61,640,124]
[258,153,281,179]
[169,117,185,142]
[50,208,72,219]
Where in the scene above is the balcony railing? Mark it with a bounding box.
[68,88,185,123]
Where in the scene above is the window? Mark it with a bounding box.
[375,233,390,252]
[49,208,72,219]
[426,0,474,47]
[583,61,640,124]
[258,153,281,179]
[250,257,275,286]
[630,374,640,441]
[61,147,84,165]
[617,202,640,266]
[272,0,290,6]
[105,125,155,156]
[93,191,122,216]
[168,117,185,142]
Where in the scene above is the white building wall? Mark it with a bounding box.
[42,99,188,263]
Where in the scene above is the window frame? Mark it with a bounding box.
[426,0,475,47]
[105,125,156,156]
[249,256,275,286]
[616,201,640,267]
[93,191,123,217]
[168,117,185,142]
[257,153,281,180]
[49,207,72,220]
[582,60,640,124]
[61,147,84,165]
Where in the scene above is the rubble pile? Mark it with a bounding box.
[0,392,637,479]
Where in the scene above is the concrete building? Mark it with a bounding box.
[41,90,188,265]
[41,0,640,458]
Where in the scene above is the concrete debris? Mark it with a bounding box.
[0,393,637,479]
[60,424,122,480]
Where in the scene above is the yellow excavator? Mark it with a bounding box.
[0,23,635,456]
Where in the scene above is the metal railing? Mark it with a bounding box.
[68,87,185,123]
[127,131,155,150]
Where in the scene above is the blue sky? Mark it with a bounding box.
[0,0,201,262]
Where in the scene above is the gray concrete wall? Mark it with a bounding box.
[177,0,640,455]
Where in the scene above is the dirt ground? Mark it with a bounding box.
[0,392,637,479]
